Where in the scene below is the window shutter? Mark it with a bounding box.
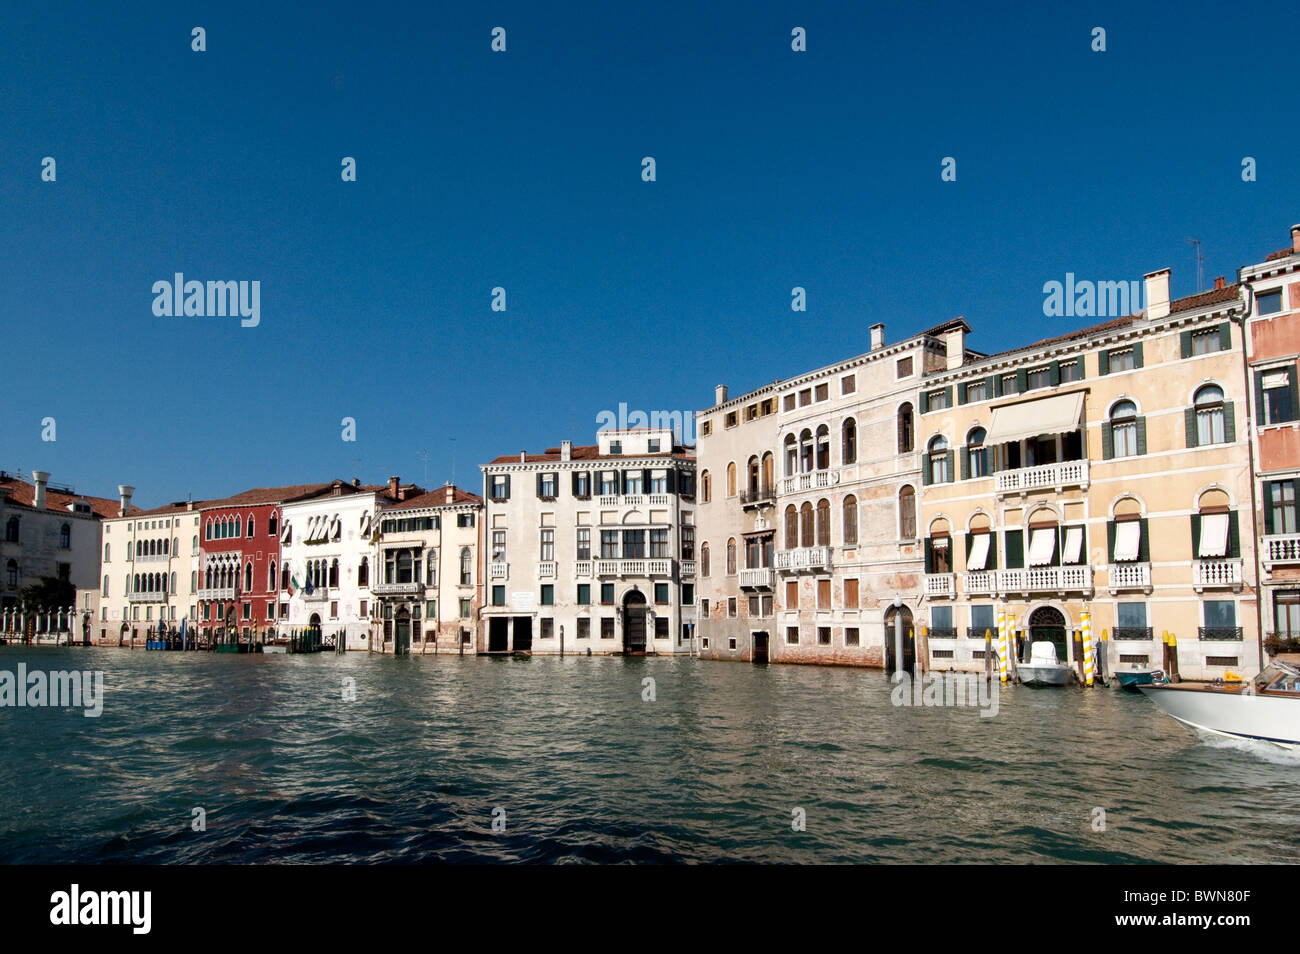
[945,449,955,483]
[1074,357,1085,380]
[1218,323,1231,353]
[1004,530,1023,569]
[1049,360,1060,386]
[621,471,629,494]
[1099,350,1110,375]
[924,538,933,573]
[1264,484,1275,535]
[1184,407,1198,448]
[1190,514,1201,558]
[1254,370,1266,425]
[985,375,996,398]
[1180,330,1193,359]
[987,534,997,569]
[982,447,992,475]
[1106,520,1116,563]
[1223,401,1236,441]
[960,446,970,480]
[958,382,968,405]
[642,469,651,491]
[666,469,677,494]
[993,375,1003,397]
[1289,366,1300,422]
[1135,416,1147,455]
[1227,511,1241,559]
[1101,421,1113,460]
[965,532,973,562]
[1016,369,1028,393]
[1138,517,1150,563]
[943,386,954,408]
[1132,341,1144,369]
[571,472,580,495]
[537,473,544,497]
[921,461,932,486]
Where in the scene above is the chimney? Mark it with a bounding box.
[943,323,966,371]
[32,471,49,510]
[445,482,455,505]
[352,477,361,487]
[1214,276,1225,290]
[714,384,728,406]
[561,440,572,462]
[388,476,400,499]
[332,478,344,496]
[1144,268,1171,320]
[117,484,134,517]
[1292,223,1300,253]
[870,323,885,351]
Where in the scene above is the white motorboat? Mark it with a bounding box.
[1139,661,1300,749]
[1017,641,1073,687]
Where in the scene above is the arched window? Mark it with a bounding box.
[899,486,917,540]
[246,517,255,538]
[726,462,737,497]
[1194,385,1226,445]
[701,470,712,503]
[726,538,737,575]
[460,547,472,586]
[816,498,830,546]
[243,563,253,593]
[171,537,177,555]
[268,514,278,537]
[102,575,109,597]
[191,570,197,591]
[192,535,198,554]
[59,523,71,549]
[700,542,711,576]
[927,436,950,484]
[329,559,339,588]
[397,550,413,584]
[205,519,211,540]
[843,495,858,545]
[426,554,438,586]
[799,429,814,473]
[967,427,988,478]
[281,564,291,591]
[5,559,17,586]
[358,557,369,587]
[104,543,110,562]
[747,456,760,494]
[815,425,830,470]
[268,560,277,591]
[784,434,798,477]
[784,505,799,549]
[842,418,857,465]
[205,566,214,588]
[762,452,775,492]
[800,502,815,547]
[898,403,915,453]
[170,571,177,595]
[1110,401,1139,457]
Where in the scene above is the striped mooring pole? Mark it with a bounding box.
[1082,611,1095,686]
[997,610,1009,683]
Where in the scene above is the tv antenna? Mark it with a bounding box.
[416,450,430,488]
[1188,238,1205,293]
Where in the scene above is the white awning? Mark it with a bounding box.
[1029,528,1057,566]
[1114,521,1141,562]
[967,533,990,571]
[1199,513,1229,558]
[1063,527,1083,564]
[986,392,1085,446]
[651,469,668,478]
[1262,369,1289,388]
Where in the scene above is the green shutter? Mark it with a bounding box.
[1132,341,1144,369]
[1219,323,1232,353]
[1106,520,1116,562]
[985,375,996,399]
[987,533,997,569]
[1049,360,1060,386]
[1289,366,1300,422]
[1005,530,1023,569]
[1185,407,1198,448]
[1180,330,1193,359]
[993,375,1003,397]
[1016,369,1028,393]
[945,449,955,483]
[537,473,544,497]
[921,461,931,486]
[924,538,933,573]
[1101,421,1113,460]
[1138,517,1150,563]
[1228,511,1241,559]
[504,475,511,499]
[958,382,968,405]
[944,385,953,408]
[965,532,973,561]
[981,447,991,475]
[1255,370,1267,426]
[1075,356,1086,380]
[1264,483,1275,535]
[960,446,970,480]
[1099,350,1110,375]
[1223,401,1235,441]
[1135,417,1147,455]
[1190,514,1201,558]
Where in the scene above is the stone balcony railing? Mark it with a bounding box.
[574,560,592,577]
[1264,534,1300,567]
[680,560,696,578]
[775,546,832,572]
[594,559,673,578]
[998,564,1093,595]
[995,459,1089,495]
[963,571,996,596]
[1107,561,1151,594]
[537,561,557,579]
[196,586,236,601]
[924,573,956,598]
[135,552,170,564]
[780,470,839,495]
[1193,558,1242,592]
[489,562,509,581]
[371,581,423,596]
[739,567,774,590]
[302,587,332,602]
[594,493,672,508]
[127,591,168,603]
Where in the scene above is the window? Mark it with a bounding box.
[683,583,694,604]
[799,388,811,407]
[816,426,830,470]
[898,404,914,453]
[426,554,438,586]
[1001,373,1019,396]
[965,428,987,479]
[267,515,278,537]
[654,582,668,604]
[1258,289,1283,315]
[681,527,695,561]
[785,580,798,609]
[59,523,70,549]
[492,585,505,606]
[540,529,555,561]
[575,528,591,561]
[817,579,831,609]
[1190,328,1221,355]
[965,379,987,403]
[491,531,506,562]
[926,388,950,412]
[1027,366,1051,390]
[459,598,471,618]
[700,471,711,503]
[970,604,995,638]
[726,462,737,497]
[1275,591,1300,639]
[622,529,644,559]
[897,357,913,378]
[648,438,661,452]
[541,585,554,606]
[845,627,860,646]
[1107,347,1136,373]
[786,626,800,645]
[539,473,557,498]
[814,383,829,402]
[1109,400,1140,458]
[650,528,669,558]
[1192,385,1228,446]
[816,498,830,546]
[6,559,17,586]
[724,412,738,429]
[1267,481,1298,535]
[841,418,857,465]
[601,582,614,604]
[845,578,859,608]
[726,538,737,575]
[843,495,858,545]
[5,518,18,542]
[577,583,591,605]
[1260,367,1298,425]
[1204,600,1236,629]
[246,517,255,538]
[926,436,951,484]
[818,626,831,645]
[899,486,916,540]
[490,476,510,500]
[700,542,710,576]
[842,374,856,395]
[574,472,591,498]
[1059,359,1082,383]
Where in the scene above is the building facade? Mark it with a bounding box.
[479,429,696,655]
[917,268,1261,679]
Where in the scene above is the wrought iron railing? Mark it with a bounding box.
[1198,626,1243,641]
[1113,626,1153,640]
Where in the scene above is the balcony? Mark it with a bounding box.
[995,459,1089,495]
[537,561,557,579]
[136,552,170,564]
[739,567,774,590]
[997,565,1093,596]
[598,495,620,507]
[924,573,956,598]
[489,562,509,581]
[196,586,236,601]
[775,546,832,572]
[595,559,673,577]
[1113,627,1154,640]
[1264,534,1300,567]
[963,571,996,596]
[574,560,592,577]
[302,588,331,602]
[740,487,776,509]
[647,494,670,506]
[127,591,167,603]
[1193,559,1242,592]
[1198,627,1243,641]
[680,560,696,578]
[371,581,423,596]
[927,627,958,640]
[780,471,839,495]
[1107,562,1151,594]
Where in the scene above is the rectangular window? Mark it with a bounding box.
[786,626,799,645]
[457,513,474,527]
[931,606,953,630]
[601,617,615,639]
[540,618,553,640]
[681,527,695,561]
[577,618,590,639]
[1258,289,1283,315]
[649,438,661,452]
[814,383,829,402]
[492,585,505,606]
[539,473,557,498]
[601,582,614,604]
[844,578,859,608]
[817,578,831,608]
[577,583,591,605]
[897,357,913,378]
[1274,591,1300,639]
[266,601,275,619]
[622,529,645,559]
[1117,602,1147,628]
[799,389,811,407]
[1058,359,1082,383]
[1027,366,1051,390]
[491,475,509,500]
[1108,347,1135,372]
[783,394,796,411]
[1261,368,1298,425]
[540,584,554,606]
[491,530,506,562]
[654,582,668,604]
[600,530,619,560]
[841,375,856,395]
[624,472,643,495]
[845,626,860,646]
[785,580,798,609]
[574,472,591,497]
[1001,373,1019,396]
[926,388,950,412]
[459,598,471,618]
[727,597,737,618]
[649,528,669,558]
[700,598,709,617]
[1204,600,1235,628]
[748,594,760,617]
[576,528,591,560]
[970,604,995,637]
[818,626,831,645]
[540,529,555,561]
[682,584,694,604]
[724,411,738,428]
[1268,480,1298,534]
[599,472,618,495]
[1190,328,1220,355]
[966,379,987,402]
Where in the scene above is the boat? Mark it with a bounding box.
[1017,641,1073,687]
[1139,661,1300,749]
[1115,665,1165,692]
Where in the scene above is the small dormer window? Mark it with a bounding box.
[648,439,660,453]
[609,441,622,455]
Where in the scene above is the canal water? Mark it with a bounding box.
[1,647,1296,864]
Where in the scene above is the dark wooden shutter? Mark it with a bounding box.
[1049,360,1060,386]
[1289,366,1300,422]
[944,386,953,408]
[1223,401,1236,441]
[958,382,968,405]
[1075,357,1085,380]
[1255,370,1266,426]
[1180,330,1193,359]
[923,538,933,573]
[993,375,1003,397]
[1138,518,1150,563]
[921,459,932,486]
[1218,323,1231,353]
[1190,514,1201,557]
[666,469,677,494]
[960,446,970,480]
[1227,512,1241,559]
[1004,530,1023,569]
[1185,407,1198,448]
[642,469,651,492]
[985,375,996,398]
[1106,520,1116,562]
[945,449,955,483]
[1135,417,1147,455]
[1016,369,1028,393]
[1264,485,1274,535]
[1099,350,1110,376]
[536,473,544,497]
[1132,341,1144,369]
[1101,421,1113,460]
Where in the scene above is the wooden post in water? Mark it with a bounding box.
[916,626,926,675]
[1073,630,1085,683]
[984,628,993,682]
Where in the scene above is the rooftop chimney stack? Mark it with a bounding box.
[117,484,134,517]
[1292,223,1300,253]
[520,451,527,463]
[445,482,455,505]
[1144,268,1171,320]
[943,322,966,371]
[561,440,572,461]
[1214,276,1225,290]
[870,323,885,351]
[32,471,50,510]
[714,384,728,406]
[388,476,400,499]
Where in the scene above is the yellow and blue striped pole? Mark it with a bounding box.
[1082,611,1095,686]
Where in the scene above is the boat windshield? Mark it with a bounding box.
[1258,662,1300,693]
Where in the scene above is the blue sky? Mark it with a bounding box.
[1,1,1295,506]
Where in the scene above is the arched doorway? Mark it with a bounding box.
[394,606,411,656]
[883,604,915,673]
[1028,606,1068,665]
[623,589,648,654]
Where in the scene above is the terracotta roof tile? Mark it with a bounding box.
[0,474,137,519]
[486,445,694,465]
[1265,247,1295,262]
[198,483,337,510]
[384,486,484,511]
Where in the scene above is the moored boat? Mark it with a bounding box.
[1116,665,1164,692]
[1017,641,1073,687]
[1139,661,1300,748]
